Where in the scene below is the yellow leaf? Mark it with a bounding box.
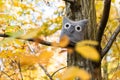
[59,35,70,47]
[20,54,38,66]
[0,0,5,12]
[0,50,20,58]
[37,16,42,20]
[75,45,100,61]
[38,51,53,64]
[112,70,120,80]
[52,35,70,47]
[51,41,59,47]
[0,19,6,24]
[60,66,91,80]
[67,48,74,54]
[20,4,28,9]
[13,1,19,6]
[19,51,53,66]
[111,0,115,3]
[0,51,13,58]
[76,40,98,46]
[20,28,40,39]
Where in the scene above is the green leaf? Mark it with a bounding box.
[6,30,24,38]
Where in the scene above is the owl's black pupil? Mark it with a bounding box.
[66,24,69,27]
[77,27,80,30]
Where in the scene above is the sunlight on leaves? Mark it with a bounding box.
[6,30,24,38]
[19,54,39,66]
[60,66,91,80]
[0,0,5,12]
[0,50,21,58]
[38,51,54,64]
[5,26,24,37]
[19,51,53,66]
[112,70,120,80]
[20,28,40,39]
[13,1,34,10]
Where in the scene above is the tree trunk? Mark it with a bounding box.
[65,0,102,80]
[102,56,108,80]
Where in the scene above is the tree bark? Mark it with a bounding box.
[65,0,101,80]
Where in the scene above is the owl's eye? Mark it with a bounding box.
[75,25,82,32]
[64,23,71,29]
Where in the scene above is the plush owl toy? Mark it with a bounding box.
[60,17,88,45]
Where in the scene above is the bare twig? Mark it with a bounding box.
[0,34,75,48]
[26,41,35,54]
[106,25,120,53]
[0,34,9,37]
[96,0,111,53]
[102,25,120,58]
[1,71,14,80]
[51,66,67,77]
[27,38,51,46]
[39,64,53,80]
[0,34,51,46]
[17,61,23,80]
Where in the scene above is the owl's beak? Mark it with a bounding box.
[68,26,74,33]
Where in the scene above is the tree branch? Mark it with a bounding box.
[0,34,51,46]
[1,71,14,80]
[51,66,67,77]
[39,64,53,80]
[96,0,111,52]
[102,25,120,58]
[17,61,23,80]
[0,34,75,47]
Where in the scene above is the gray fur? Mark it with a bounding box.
[60,17,88,43]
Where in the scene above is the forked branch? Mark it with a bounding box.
[96,0,111,52]
[101,25,120,58]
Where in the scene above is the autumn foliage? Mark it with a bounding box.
[0,0,119,80]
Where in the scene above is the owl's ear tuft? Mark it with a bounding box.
[63,17,71,24]
[63,17,69,21]
[80,19,88,27]
[81,19,89,24]
[79,19,88,29]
